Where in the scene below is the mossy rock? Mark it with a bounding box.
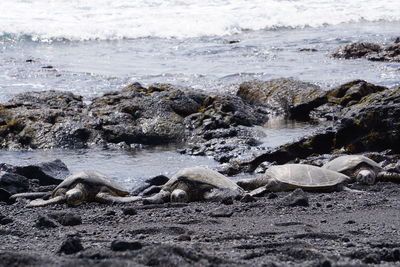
[326,80,387,106]
[237,78,326,120]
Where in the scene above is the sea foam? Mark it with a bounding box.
[1,0,399,41]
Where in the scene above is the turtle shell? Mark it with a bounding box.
[266,164,349,188]
[164,166,240,191]
[322,155,381,174]
[54,171,129,196]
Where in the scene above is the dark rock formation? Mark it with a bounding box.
[0,171,29,195]
[237,78,326,120]
[332,41,400,62]
[332,42,382,59]
[0,84,269,163]
[0,159,69,186]
[223,82,400,174]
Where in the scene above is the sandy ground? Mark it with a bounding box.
[1,181,400,267]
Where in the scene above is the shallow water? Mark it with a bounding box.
[0,148,218,188]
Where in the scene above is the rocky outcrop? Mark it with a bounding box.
[0,83,269,162]
[0,159,68,203]
[0,90,91,149]
[332,41,400,62]
[222,82,400,174]
[237,78,326,120]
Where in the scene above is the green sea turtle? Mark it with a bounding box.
[322,155,400,185]
[143,166,244,204]
[12,171,141,207]
[237,164,354,196]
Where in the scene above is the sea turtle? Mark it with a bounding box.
[11,171,141,207]
[322,155,400,185]
[237,164,353,196]
[142,166,244,204]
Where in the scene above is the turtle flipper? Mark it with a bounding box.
[11,192,51,200]
[248,186,269,197]
[204,188,244,202]
[95,192,142,204]
[26,195,66,208]
[339,185,365,193]
[142,190,170,205]
[377,171,400,182]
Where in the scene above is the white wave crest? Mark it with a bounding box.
[1,0,400,41]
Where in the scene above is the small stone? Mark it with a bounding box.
[111,240,142,251]
[319,260,332,267]
[341,237,350,242]
[267,193,278,199]
[0,214,13,225]
[221,197,233,205]
[122,207,137,216]
[391,249,400,261]
[36,215,58,228]
[49,212,82,226]
[240,194,256,203]
[105,210,116,216]
[178,234,191,241]
[58,237,84,255]
[363,253,381,264]
[282,189,309,207]
[209,207,233,218]
[0,188,12,204]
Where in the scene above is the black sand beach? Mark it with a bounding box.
[1,181,400,266]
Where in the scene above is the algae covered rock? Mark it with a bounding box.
[237,78,326,120]
[0,83,269,153]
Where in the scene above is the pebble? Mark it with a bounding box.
[221,197,234,205]
[48,212,82,226]
[0,213,13,225]
[209,207,233,218]
[178,234,191,241]
[267,193,278,199]
[111,240,142,251]
[58,237,84,255]
[240,194,256,203]
[122,207,137,216]
[36,215,58,228]
[281,189,309,207]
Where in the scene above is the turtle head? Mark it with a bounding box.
[170,189,188,203]
[65,184,86,205]
[356,169,376,185]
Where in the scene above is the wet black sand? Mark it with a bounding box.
[1,182,400,266]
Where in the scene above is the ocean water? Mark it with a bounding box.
[1,0,399,186]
